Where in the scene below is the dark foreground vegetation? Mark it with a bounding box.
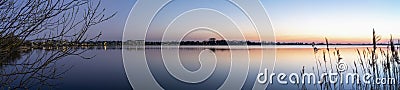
[0,0,115,89]
[305,29,400,90]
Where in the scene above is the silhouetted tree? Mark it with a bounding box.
[0,0,115,89]
[0,0,115,51]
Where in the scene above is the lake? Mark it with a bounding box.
[1,45,394,89]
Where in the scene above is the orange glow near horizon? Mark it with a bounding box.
[262,0,400,44]
[276,35,372,44]
[275,32,400,44]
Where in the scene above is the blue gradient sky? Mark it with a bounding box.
[96,0,400,43]
[88,0,136,41]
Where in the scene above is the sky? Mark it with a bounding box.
[94,0,400,43]
[263,0,400,43]
[88,0,136,41]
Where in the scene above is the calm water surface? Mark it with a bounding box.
[2,45,388,89]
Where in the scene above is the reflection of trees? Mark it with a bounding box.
[1,49,73,89]
[0,49,26,65]
[0,0,114,89]
[1,50,97,90]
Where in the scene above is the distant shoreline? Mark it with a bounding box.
[14,44,395,51]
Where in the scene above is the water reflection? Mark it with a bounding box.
[124,45,394,90]
[0,49,30,66]
[0,46,123,90]
[0,49,73,89]
[2,45,388,89]
[123,46,275,90]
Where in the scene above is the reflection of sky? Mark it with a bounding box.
[96,0,400,43]
[123,46,380,89]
